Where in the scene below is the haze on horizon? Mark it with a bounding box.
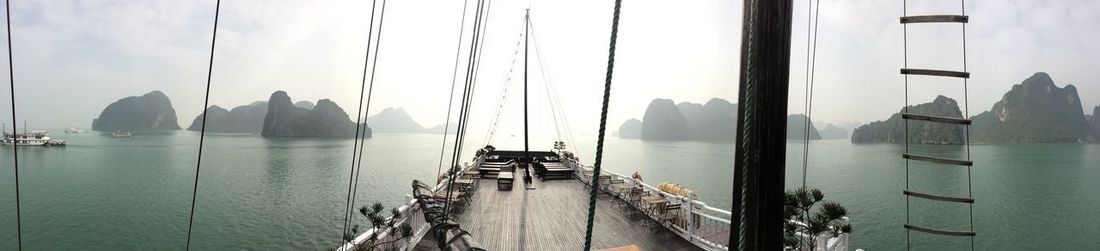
[0,0,1097,140]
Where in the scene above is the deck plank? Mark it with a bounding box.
[415,172,701,250]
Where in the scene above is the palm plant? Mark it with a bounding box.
[343,202,414,251]
[783,187,852,251]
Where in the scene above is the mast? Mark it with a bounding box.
[731,0,794,249]
[523,9,531,179]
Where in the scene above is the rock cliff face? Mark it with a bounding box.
[1089,106,1100,142]
[694,98,738,142]
[617,119,642,139]
[970,73,1091,143]
[786,114,822,140]
[92,91,181,131]
[260,91,363,137]
[641,99,690,141]
[851,95,965,144]
[366,107,426,133]
[188,101,268,134]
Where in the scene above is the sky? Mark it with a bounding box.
[0,0,1097,143]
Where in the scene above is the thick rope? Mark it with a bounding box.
[582,0,622,249]
[436,0,472,185]
[4,0,23,249]
[340,0,380,243]
[184,0,221,249]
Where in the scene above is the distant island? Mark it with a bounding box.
[970,73,1092,143]
[852,72,1098,144]
[851,95,966,144]
[618,98,820,142]
[188,101,268,134]
[367,107,427,133]
[92,91,181,131]
[261,90,363,137]
[818,123,849,139]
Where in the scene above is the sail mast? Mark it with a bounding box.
[523,9,530,168]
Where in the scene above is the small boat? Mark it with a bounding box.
[111,131,132,138]
[64,128,88,134]
[2,130,66,146]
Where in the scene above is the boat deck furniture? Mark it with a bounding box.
[656,203,683,229]
[412,178,698,250]
[610,182,635,208]
[497,171,514,191]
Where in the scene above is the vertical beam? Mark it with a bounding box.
[731,0,794,249]
[522,9,532,183]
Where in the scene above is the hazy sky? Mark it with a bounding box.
[0,0,1097,142]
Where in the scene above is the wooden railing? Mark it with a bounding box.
[337,157,485,251]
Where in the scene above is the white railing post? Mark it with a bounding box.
[687,191,696,242]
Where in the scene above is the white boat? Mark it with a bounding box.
[65,128,88,134]
[2,130,66,146]
[111,131,132,138]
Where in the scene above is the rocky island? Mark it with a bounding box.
[970,72,1092,143]
[366,107,427,134]
[620,97,818,142]
[851,95,966,144]
[188,101,268,134]
[92,91,181,131]
[261,91,364,137]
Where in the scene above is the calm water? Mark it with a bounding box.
[0,133,1097,250]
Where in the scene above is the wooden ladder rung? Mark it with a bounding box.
[905,224,976,236]
[902,113,971,125]
[901,68,970,78]
[901,15,969,24]
[904,190,974,203]
[903,153,973,166]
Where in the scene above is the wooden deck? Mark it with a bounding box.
[414,174,701,251]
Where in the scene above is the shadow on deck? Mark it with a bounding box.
[414,177,701,250]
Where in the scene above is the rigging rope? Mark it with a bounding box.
[184,0,221,249]
[582,0,622,249]
[436,0,472,185]
[4,0,23,249]
[800,0,821,189]
[482,31,525,147]
[528,19,580,153]
[528,22,563,143]
[347,0,389,234]
[340,0,382,244]
[444,0,490,215]
[902,0,911,249]
[961,0,975,249]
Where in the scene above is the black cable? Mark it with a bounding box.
[339,0,380,245]
[4,0,23,249]
[961,1,975,250]
[184,0,221,249]
[582,0,622,249]
[346,0,389,240]
[437,0,472,185]
[902,0,911,249]
[444,0,487,215]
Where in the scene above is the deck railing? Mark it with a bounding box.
[562,157,849,251]
[337,157,485,251]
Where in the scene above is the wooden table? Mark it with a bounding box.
[497,172,514,190]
